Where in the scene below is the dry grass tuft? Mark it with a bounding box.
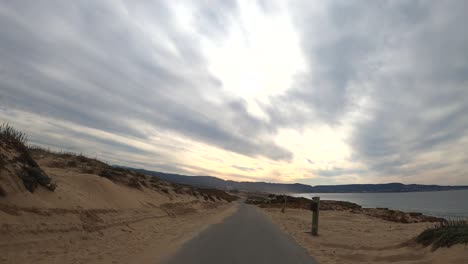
[416,219,468,250]
[0,123,27,147]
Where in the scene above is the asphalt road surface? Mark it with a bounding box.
[165,203,318,264]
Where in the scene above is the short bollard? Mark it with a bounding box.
[311,196,320,236]
[281,194,287,213]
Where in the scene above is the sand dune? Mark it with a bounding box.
[0,141,238,264]
[262,208,468,264]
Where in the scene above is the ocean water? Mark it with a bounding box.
[293,189,468,218]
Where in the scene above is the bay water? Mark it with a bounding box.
[293,189,468,218]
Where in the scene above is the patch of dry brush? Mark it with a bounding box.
[1,123,53,195]
[417,219,468,249]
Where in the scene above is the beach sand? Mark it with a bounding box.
[262,208,468,264]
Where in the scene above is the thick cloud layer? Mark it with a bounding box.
[265,1,468,183]
[0,1,291,162]
[1,1,467,184]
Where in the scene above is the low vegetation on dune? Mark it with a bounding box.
[0,123,39,169]
[246,194,363,210]
[1,123,55,194]
[417,219,468,249]
[197,188,238,202]
[0,123,28,147]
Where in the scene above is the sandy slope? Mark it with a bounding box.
[0,200,237,264]
[262,208,468,264]
[0,143,238,264]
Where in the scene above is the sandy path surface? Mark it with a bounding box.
[262,208,468,264]
[1,202,238,264]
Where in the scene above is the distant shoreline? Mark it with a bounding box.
[293,189,468,194]
[292,190,468,219]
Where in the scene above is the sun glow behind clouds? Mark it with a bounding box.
[164,1,361,182]
[200,1,307,117]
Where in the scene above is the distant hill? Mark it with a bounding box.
[120,167,314,193]
[307,183,468,193]
[121,167,468,194]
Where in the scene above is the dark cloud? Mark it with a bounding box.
[232,165,258,172]
[190,0,239,38]
[266,1,386,125]
[267,1,433,125]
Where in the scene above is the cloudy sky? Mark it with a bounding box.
[1,1,468,185]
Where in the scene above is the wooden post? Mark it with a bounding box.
[311,196,320,236]
[281,194,287,213]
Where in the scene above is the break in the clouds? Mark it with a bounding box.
[1,0,467,185]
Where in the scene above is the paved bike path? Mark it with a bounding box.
[165,203,317,264]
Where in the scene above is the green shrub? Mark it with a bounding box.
[416,219,468,250]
